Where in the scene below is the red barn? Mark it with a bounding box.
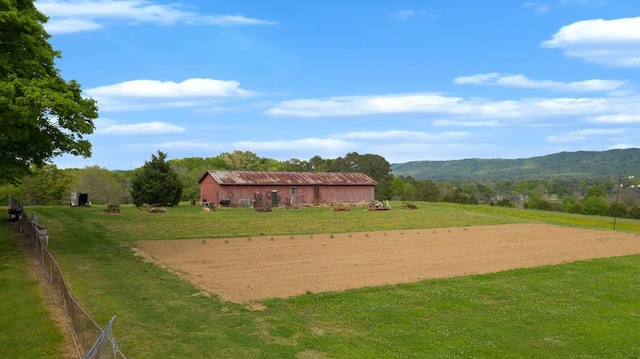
[198,170,376,207]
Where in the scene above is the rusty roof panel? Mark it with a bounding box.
[204,170,377,186]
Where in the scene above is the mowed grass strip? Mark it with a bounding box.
[19,202,640,358]
[262,255,640,358]
[0,223,65,359]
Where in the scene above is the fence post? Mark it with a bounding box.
[85,316,118,359]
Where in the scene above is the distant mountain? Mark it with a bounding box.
[390,148,640,180]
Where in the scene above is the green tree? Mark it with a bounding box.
[586,186,606,199]
[412,179,440,202]
[608,202,628,219]
[442,188,479,205]
[131,151,183,206]
[0,0,98,184]
[72,165,127,205]
[169,156,229,201]
[581,186,609,216]
[562,196,581,214]
[21,164,71,204]
[220,150,279,171]
[524,190,553,211]
[582,196,609,216]
[388,177,409,200]
[278,158,310,172]
[309,155,330,172]
[330,152,393,198]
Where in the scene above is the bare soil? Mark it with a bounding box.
[133,223,640,304]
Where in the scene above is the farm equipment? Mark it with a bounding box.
[368,200,391,211]
[254,192,272,212]
[401,202,418,210]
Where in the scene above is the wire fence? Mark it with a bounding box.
[9,195,128,359]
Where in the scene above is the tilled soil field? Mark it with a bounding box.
[133,223,640,303]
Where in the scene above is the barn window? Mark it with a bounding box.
[291,186,296,195]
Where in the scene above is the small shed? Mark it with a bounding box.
[70,192,91,207]
[198,170,376,207]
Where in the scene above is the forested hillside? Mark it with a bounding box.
[391,148,640,180]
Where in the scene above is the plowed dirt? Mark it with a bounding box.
[133,223,640,303]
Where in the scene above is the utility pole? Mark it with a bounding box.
[613,173,622,230]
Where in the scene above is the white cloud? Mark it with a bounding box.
[45,19,103,34]
[454,73,626,92]
[453,73,501,85]
[266,93,464,117]
[334,130,471,141]
[433,120,503,127]
[121,140,220,151]
[234,138,358,151]
[592,114,640,123]
[37,0,276,34]
[87,78,252,98]
[86,78,254,112]
[542,17,640,67]
[266,92,621,121]
[93,99,206,112]
[97,121,186,135]
[547,128,625,142]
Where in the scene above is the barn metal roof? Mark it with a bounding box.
[200,170,377,186]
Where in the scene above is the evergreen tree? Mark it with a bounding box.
[131,151,183,206]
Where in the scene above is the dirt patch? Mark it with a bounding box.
[133,223,640,303]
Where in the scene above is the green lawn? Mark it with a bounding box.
[15,202,640,358]
[0,223,65,359]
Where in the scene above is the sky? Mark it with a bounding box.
[38,0,640,170]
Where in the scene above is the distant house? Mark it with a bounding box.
[198,170,376,207]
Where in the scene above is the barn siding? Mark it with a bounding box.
[199,172,375,206]
[199,175,220,204]
[201,184,374,206]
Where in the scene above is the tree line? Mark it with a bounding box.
[2,150,640,219]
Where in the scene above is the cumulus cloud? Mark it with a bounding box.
[97,121,186,135]
[37,0,276,34]
[541,17,640,67]
[454,73,626,92]
[86,78,254,112]
[266,93,464,117]
[592,114,640,123]
[265,92,620,121]
[87,78,252,98]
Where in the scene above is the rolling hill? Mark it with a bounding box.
[390,148,640,180]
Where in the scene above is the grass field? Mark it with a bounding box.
[0,223,65,359]
[12,202,640,358]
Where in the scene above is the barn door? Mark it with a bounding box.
[271,190,278,206]
[314,187,320,205]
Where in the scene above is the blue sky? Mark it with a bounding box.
[40,0,640,170]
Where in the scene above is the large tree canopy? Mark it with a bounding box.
[0,0,98,184]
